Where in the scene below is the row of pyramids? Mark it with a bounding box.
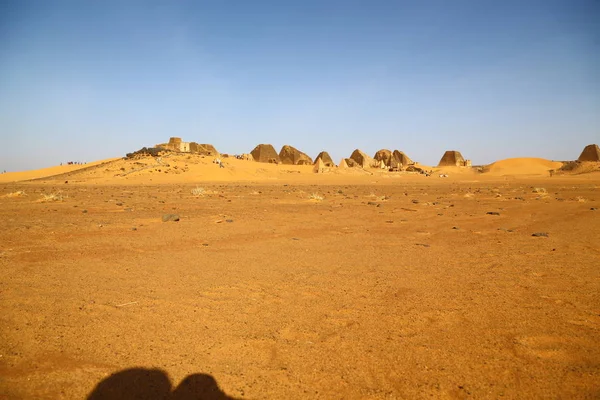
[249,144,468,169]
[251,143,600,168]
[251,144,415,169]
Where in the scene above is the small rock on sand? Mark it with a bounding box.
[531,232,548,237]
[162,214,180,222]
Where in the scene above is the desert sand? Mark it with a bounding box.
[1,154,599,399]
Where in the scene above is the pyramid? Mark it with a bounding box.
[250,144,281,164]
[578,144,600,162]
[350,149,373,168]
[189,143,219,156]
[315,151,335,167]
[339,158,349,168]
[345,158,359,168]
[374,149,393,166]
[389,157,400,170]
[279,145,313,165]
[392,150,413,167]
[313,158,326,173]
[438,150,466,167]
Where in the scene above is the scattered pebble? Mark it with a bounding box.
[116,202,123,206]
[452,226,459,230]
[532,232,548,237]
[131,227,137,231]
[82,210,88,213]
[162,214,180,222]
[486,211,500,216]
[591,207,597,211]
[225,219,234,223]
[415,243,430,248]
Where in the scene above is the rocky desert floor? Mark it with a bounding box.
[1,172,599,399]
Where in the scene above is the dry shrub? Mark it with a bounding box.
[309,193,324,201]
[3,191,27,198]
[40,192,65,202]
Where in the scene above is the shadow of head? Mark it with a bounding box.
[87,368,238,400]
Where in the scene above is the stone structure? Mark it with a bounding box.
[250,144,281,164]
[279,145,313,165]
[392,150,413,167]
[314,151,335,167]
[438,150,466,167]
[350,149,374,168]
[578,144,600,162]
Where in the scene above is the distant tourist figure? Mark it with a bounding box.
[219,161,225,168]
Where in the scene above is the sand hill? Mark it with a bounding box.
[483,158,563,176]
[0,158,120,183]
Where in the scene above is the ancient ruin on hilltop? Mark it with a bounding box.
[155,137,219,156]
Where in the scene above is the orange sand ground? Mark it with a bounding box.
[1,154,599,399]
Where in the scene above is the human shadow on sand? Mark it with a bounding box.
[87,368,240,400]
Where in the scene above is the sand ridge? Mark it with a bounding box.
[483,157,563,176]
[0,158,120,184]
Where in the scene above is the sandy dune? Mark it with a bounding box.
[483,157,563,176]
[0,159,120,184]
[0,155,599,399]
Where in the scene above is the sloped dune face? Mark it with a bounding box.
[0,158,121,183]
[484,158,563,176]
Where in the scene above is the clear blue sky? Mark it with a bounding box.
[1,0,598,171]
